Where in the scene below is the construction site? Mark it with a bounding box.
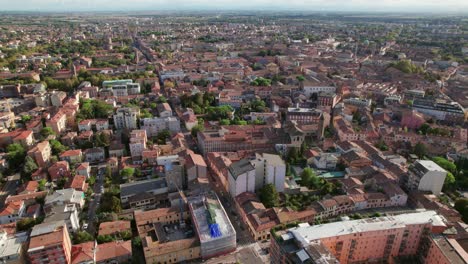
[188,191,237,259]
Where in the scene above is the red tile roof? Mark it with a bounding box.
[95,240,132,262]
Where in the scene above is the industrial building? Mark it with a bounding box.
[188,192,236,259]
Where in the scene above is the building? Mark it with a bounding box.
[44,204,80,234]
[421,235,468,264]
[413,99,466,123]
[185,152,207,182]
[113,107,139,130]
[120,178,168,210]
[46,110,67,134]
[129,130,147,160]
[0,231,28,264]
[98,220,131,237]
[59,149,83,164]
[250,153,286,192]
[134,207,200,264]
[0,201,25,224]
[28,223,72,264]
[141,116,181,137]
[96,241,132,264]
[44,189,85,212]
[48,161,71,182]
[27,141,52,168]
[157,103,173,118]
[407,160,447,195]
[270,211,447,264]
[228,159,256,198]
[84,148,105,163]
[188,192,236,259]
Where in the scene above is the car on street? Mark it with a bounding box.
[82,223,88,229]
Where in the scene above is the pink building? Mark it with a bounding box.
[271,211,448,264]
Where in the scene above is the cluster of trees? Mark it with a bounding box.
[250,77,272,86]
[180,92,217,114]
[389,60,424,74]
[197,35,226,43]
[417,123,452,137]
[99,191,122,214]
[455,199,468,223]
[17,217,44,232]
[192,79,211,87]
[300,168,342,196]
[259,184,279,208]
[73,231,94,244]
[77,99,114,121]
[284,192,320,211]
[205,105,234,121]
[257,49,282,57]
[97,230,132,244]
[238,99,267,115]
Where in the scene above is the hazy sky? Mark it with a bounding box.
[0,0,467,12]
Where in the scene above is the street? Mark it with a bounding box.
[86,165,105,235]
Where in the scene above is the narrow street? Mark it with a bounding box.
[86,166,105,235]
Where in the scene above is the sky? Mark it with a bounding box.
[0,0,467,13]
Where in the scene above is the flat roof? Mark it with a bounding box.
[416,160,447,173]
[189,193,235,243]
[289,211,445,246]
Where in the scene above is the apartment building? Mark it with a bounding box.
[28,223,72,264]
[27,141,51,167]
[113,107,139,130]
[141,116,180,137]
[46,110,67,134]
[129,130,147,160]
[228,159,256,197]
[270,211,447,264]
[406,160,447,195]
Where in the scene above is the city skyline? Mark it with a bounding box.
[1,0,467,13]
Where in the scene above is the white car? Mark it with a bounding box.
[82,223,89,229]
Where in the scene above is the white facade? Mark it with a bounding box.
[408,160,447,195]
[251,153,286,192]
[113,108,139,130]
[303,86,336,97]
[141,117,181,137]
[228,159,256,198]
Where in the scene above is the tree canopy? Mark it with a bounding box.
[259,184,279,208]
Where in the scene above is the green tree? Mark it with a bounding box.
[155,129,171,145]
[454,198,468,223]
[22,156,38,179]
[49,139,68,156]
[16,218,37,231]
[259,184,279,208]
[121,168,135,179]
[191,124,204,138]
[41,127,55,138]
[73,231,94,244]
[413,142,427,158]
[432,157,457,173]
[97,234,115,244]
[301,168,322,189]
[21,115,32,123]
[7,143,26,169]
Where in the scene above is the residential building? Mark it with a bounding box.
[185,152,207,182]
[157,102,173,118]
[44,204,80,234]
[129,130,147,160]
[76,162,91,178]
[120,178,168,210]
[113,107,139,130]
[0,231,28,264]
[228,159,256,198]
[188,192,236,259]
[141,116,181,137]
[406,160,447,195]
[46,110,67,134]
[48,161,71,182]
[59,149,83,164]
[98,220,131,237]
[134,207,200,264]
[28,223,72,264]
[27,141,51,167]
[0,201,25,224]
[250,153,286,192]
[44,189,85,212]
[84,148,105,163]
[96,241,132,264]
[270,211,447,264]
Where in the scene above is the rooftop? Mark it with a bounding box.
[289,211,445,246]
[228,159,255,179]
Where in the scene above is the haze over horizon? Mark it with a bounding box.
[1,0,467,13]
